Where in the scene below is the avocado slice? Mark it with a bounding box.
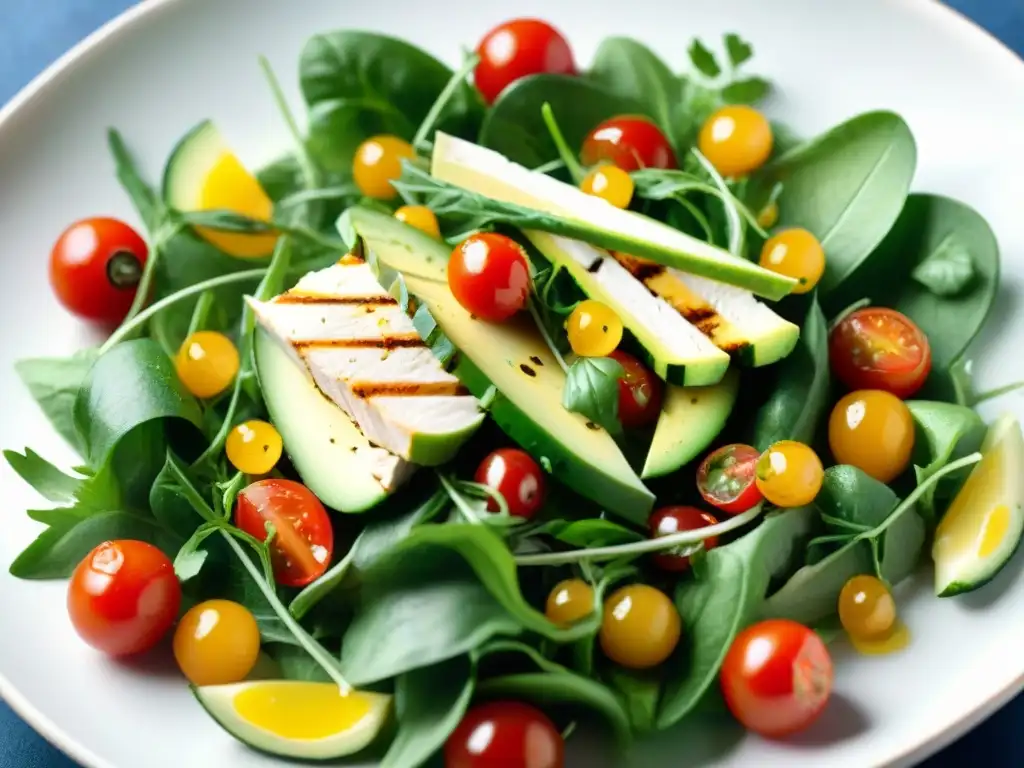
[643,369,740,479]
[344,206,655,523]
[526,231,729,386]
[430,132,797,301]
[253,325,414,512]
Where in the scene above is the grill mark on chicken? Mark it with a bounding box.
[350,381,470,398]
[292,334,425,350]
[275,294,397,306]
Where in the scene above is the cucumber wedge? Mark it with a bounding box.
[933,414,1024,596]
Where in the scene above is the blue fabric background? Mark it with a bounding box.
[1,1,1022,766]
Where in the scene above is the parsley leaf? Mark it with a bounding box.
[688,39,722,78]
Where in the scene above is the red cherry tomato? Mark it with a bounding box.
[721,619,834,738]
[697,444,764,514]
[648,505,719,572]
[474,19,576,105]
[67,540,181,657]
[448,233,532,322]
[474,448,546,519]
[608,349,663,428]
[829,307,932,399]
[581,116,678,172]
[50,217,148,326]
[235,479,334,588]
[445,700,564,768]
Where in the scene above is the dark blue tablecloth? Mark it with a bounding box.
[1,1,1022,766]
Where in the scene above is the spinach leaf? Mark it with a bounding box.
[533,518,644,548]
[73,340,203,468]
[150,453,213,540]
[383,655,475,768]
[588,38,679,143]
[562,357,624,434]
[756,112,916,300]
[750,297,829,449]
[479,75,648,169]
[907,400,987,523]
[265,643,333,683]
[816,465,898,532]
[15,349,98,454]
[3,449,84,504]
[657,507,815,728]
[822,194,999,381]
[300,31,483,172]
[605,667,660,733]
[912,236,975,296]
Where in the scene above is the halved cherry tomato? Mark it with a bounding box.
[474,19,576,105]
[609,349,663,428]
[235,479,334,588]
[581,116,677,172]
[829,307,932,398]
[50,217,148,325]
[721,619,833,738]
[697,444,763,514]
[448,233,531,322]
[445,700,564,768]
[474,448,546,519]
[648,505,719,572]
[67,540,181,657]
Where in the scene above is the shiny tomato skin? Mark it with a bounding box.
[721,619,834,739]
[474,19,576,105]
[474,448,546,519]
[649,505,720,572]
[448,233,532,322]
[829,307,932,399]
[609,349,663,428]
[50,217,148,325]
[445,700,564,768]
[697,444,764,514]
[67,540,181,657]
[581,116,678,172]
[235,479,334,588]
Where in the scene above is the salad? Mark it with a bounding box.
[7,15,1023,767]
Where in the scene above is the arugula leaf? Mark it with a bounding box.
[562,357,624,435]
[605,666,660,733]
[150,453,207,540]
[173,521,222,581]
[688,39,722,77]
[73,340,203,468]
[107,128,165,232]
[383,655,475,768]
[15,349,98,454]
[533,518,644,548]
[911,234,975,297]
[724,33,754,68]
[3,448,84,504]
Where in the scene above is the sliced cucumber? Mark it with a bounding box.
[193,681,391,761]
[253,325,414,512]
[933,414,1024,596]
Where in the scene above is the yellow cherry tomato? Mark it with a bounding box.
[698,105,773,178]
[353,135,415,200]
[226,419,284,475]
[759,228,825,294]
[600,584,681,669]
[173,599,260,686]
[394,205,441,238]
[580,164,634,209]
[566,299,624,357]
[755,440,824,508]
[756,200,779,229]
[838,574,897,641]
[175,331,240,399]
[829,390,914,483]
[545,578,595,626]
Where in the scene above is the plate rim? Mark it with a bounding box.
[0,1,1022,766]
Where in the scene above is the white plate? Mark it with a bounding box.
[1,0,1023,766]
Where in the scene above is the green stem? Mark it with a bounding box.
[220,531,351,692]
[970,381,1024,406]
[691,148,744,256]
[828,298,871,332]
[193,379,245,467]
[277,185,360,210]
[533,158,567,175]
[516,504,764,566]
[670,193,715,243]
[99,269,268,353]
[540,103,584,183]
[526,299,569,374]
[438,472,483,525]
[185,291,215,338]
[114,225,172,332]
[413,53,480,150]
[258,55,320,190]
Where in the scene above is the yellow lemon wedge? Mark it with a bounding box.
[164,120,279,258]
[193,680,391,759]
[933,414,1024,597]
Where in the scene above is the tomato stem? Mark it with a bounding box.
[515,504,764,566]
